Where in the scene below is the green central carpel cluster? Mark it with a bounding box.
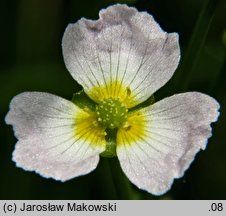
[96,98,128,129]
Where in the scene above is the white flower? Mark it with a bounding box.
[5,4,220,195]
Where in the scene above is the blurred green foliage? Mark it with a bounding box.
[0,0,225,199]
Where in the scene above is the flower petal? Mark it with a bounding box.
[117,92,220,195]
[62,4,180,108]
[5,92,106,181]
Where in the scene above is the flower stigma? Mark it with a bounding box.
[95,98,128,129]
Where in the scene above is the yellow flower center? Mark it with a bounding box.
[96,98,128,129]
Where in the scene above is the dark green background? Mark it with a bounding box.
[0,0,226,199]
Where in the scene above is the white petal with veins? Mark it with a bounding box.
[5,92,105,181]
[62,4,180,107]
[117,92,220,195]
